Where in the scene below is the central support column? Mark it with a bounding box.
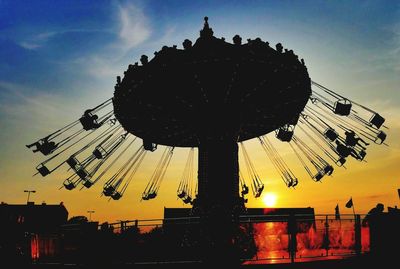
[194,139,245,265]
[197,139,240,212]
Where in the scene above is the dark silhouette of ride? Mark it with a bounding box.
[25,17,389,265]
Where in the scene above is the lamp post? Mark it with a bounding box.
[87,210,95,222]
[24,190,36,203]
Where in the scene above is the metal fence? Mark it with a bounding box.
[97,214,369,265]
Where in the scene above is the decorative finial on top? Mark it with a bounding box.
[140,55,148,65]
[200,16,214,38]
[183,39,192,50]
[233,35,242,45]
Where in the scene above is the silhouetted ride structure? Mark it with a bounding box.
[27,17,388,264]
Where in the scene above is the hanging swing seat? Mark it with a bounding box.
[103,185,115,196]
[76,168,89,180]
[27,139,58,155]
[334,99,352,116]
[93,145,107,159]
[177,190,187,199]
[336,157,346,166]
[324,128,338,142]
[63,180,76,190]
[241,184,249,195]
[143,191,157,200]
[254,184,264,198]
[66,156,79,170]
[374,131,387,144]
[276,127,294,142]
[148,191,157,199]
[323,164,334,176]
[357,150,367,161]
[37,140,58,155]
[183,195,192,204]
[314,171,324,181]
[80,110,102,130]
[36,164,51,177]
[369,113,385,129]
[143,139,157,151]
[111,192,122,200]
[82,180,93,188]
[345,134,358,147]
[336,142,351,158]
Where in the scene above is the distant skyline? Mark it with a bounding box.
[1,0,399,223]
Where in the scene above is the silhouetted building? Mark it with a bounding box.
[0,202,68,262]
[0,202,68,232]
[368,211,400,258]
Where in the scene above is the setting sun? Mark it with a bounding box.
[262,193,277,207]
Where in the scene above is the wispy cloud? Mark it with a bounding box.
[63,2,153,57]
[18,29,112,51]
[117,2,151,51]
[0,81,83,132]
[77,2,155,80]
[19,31,58,50]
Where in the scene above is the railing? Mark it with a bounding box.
[22,214,370,265]
[94,214,369,265]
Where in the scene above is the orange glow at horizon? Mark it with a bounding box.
[262,193,278,208]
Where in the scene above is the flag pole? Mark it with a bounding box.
[351,198,356,220]
[346,197,356,219]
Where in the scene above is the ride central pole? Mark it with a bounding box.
[195,138,244,265]
[197,139,241,213]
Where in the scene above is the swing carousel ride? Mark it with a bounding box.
[27,17,387,216]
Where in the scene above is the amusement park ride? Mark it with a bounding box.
[26,17,387,262]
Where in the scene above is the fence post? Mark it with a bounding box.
[323,215,330,256]
[354,214,361,255]
[288,214,297,263]
[120,221,125,233]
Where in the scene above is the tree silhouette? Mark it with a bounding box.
[67,216,88,224]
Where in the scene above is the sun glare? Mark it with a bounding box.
[262,193,277,207]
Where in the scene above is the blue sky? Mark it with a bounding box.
[0,0,399,221]
[1,1,399,98]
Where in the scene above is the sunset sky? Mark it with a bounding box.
[1,0,399,224]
